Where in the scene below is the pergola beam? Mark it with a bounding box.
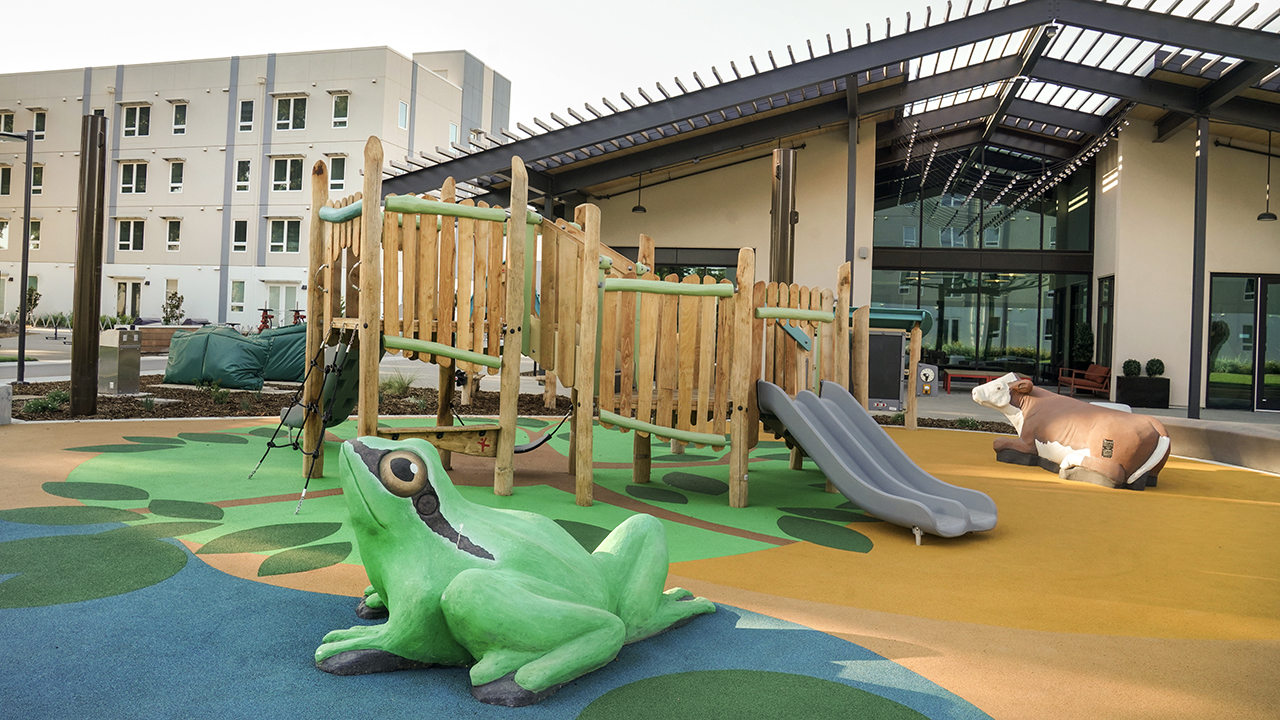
[1154,60,1280,142]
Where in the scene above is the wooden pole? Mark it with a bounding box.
[70,115,107,416]
[302,159,329,476]
[905,322,921,430]
[834,263,851,389]
[494,158,528,495]
[573,203,601,506]
[851,305,870,408]
[356,137,383,439]
[728,247,755,508]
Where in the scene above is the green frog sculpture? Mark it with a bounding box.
[315,436,716,706]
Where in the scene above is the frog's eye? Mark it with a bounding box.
[378,450,428,497]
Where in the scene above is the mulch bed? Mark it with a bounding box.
[11,375,572,423]
[11,374,1013,434]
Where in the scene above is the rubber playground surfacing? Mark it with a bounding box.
[1,417,1278,719]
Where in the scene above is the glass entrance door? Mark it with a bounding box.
[1256,278,1280,411]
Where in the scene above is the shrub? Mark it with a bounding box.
[379,370,414,398]
[23,390,68,414]
[889,412,905,425]
[955,417,981,430]
[1122,359,1141,377]
[1267,360,1280,375]
[1070,322,1094,364]
[24,286,40,316]
[141,397,155,412]
[162,292,185,325]
[1144,358,1165,377]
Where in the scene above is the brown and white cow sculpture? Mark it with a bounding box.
[971,373,1171,490]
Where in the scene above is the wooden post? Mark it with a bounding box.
[357,137,383,439]
[834,263,851,389]
[850,305,870,408]
[573,203,601,506]
[543,369,559,409]
[494,158,529,495]
[633,431,651,484]
[302,160,329,477]
[905,322,921,431]
[70,115,107,417]
[728,247,755,508]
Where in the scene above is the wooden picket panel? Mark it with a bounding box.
[713,283,733,434]
[417,211,439,360]
[820,288,835,386]
[617,269,637,420]
[381,206,401,354]
[556,231,578,386]
[695,276,719,436]
[456,202,475,375]
[597,287,619,417]
[633,276,660,435]
[472,203,490,374]
[654,281,679,433]
[676,276,699,436]
[486,209,503,364]
[401,213,420,359]
[538,220,560,369]
[437,180,456,367]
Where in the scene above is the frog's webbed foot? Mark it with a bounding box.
[592,514,717,643]
[318,648,435,676]
[442,568,625,705]
[471,672,566,707]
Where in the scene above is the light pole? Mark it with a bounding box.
[0,129,34,385]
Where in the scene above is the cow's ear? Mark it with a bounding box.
[1010,378,1034,394]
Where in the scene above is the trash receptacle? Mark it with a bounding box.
[100,328,142,394]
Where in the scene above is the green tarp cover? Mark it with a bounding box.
[258,322,307,382]
[162,326,267,390]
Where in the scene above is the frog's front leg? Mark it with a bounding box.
[441,568,625,707]
[316,590,471,675]
[591,513,716,642]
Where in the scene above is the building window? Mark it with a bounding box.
[230,280,245,313]
[332,94,349,128]
[169,162,184,193]
[0,113,12,133]
[30,165,42,195]
[330,157,345,192]
[166,219,181,251]
[235,160,250,192]
[33,112,45,141]
[269,219,301,253]
[276,97,306,131]
[902,226,917,247]
[940,227,965,248]
[0,166,8,195]
[983,227,1001,248]
[239,100,254,132]
[172,103,187,135]
[449,122,458,144]
[118,219,144,251]
[272,158,303,192]
[29,220,40,250]
[0,220,6,250]
[232,219,248,252]
[398,101,409,130]
[123,106,150,137]
[93,108,105,117]
[121,162,147,194]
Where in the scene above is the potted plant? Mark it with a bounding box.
[1115,357,1170,409]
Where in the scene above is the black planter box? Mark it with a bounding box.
[1115,376,1170,409]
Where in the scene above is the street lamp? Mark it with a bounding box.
[0,129,34,385]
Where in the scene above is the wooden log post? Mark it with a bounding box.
[835,263,852,389]
[728,247,755,508]
[573,203,601,506]
[850,305,870,408]
[905,321,922,431]
[494,159,528,496]
[302,160,329,477]
[357,138,384,439]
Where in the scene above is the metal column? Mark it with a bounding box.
[769,148,797,283]
[1188,117,1209,420]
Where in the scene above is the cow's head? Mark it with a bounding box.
[972,372,1035,410]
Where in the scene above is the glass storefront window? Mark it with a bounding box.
[1207,276,1256,409]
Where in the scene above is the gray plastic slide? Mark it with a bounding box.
[756,380,997,540]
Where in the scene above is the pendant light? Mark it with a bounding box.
[632,173,647,214]
[1261,130,1277,222]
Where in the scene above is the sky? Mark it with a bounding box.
[1,0,934,126]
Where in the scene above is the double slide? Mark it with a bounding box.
[756,380,997,541]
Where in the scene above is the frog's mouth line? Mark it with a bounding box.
[347,439,494,561]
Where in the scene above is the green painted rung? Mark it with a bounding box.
[382,335,502,369]
[602,278,735,297]
[598,410,728,447]
[385,195,543,225]
[755,307,835,323]
[318,201,363,223]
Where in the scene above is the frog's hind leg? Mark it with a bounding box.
[441,568,625,706]
[591,514,716,643]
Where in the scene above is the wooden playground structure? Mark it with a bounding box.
[301,137,926,509]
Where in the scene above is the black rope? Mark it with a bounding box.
[246,337,328,480]
[294,330,355,513]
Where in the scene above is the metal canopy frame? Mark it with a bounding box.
[381,0,1280,216]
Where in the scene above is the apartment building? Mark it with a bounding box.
[0,47,509,327]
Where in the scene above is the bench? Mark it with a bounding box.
[1058,364,1111,398]
[943,369,1023,394]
